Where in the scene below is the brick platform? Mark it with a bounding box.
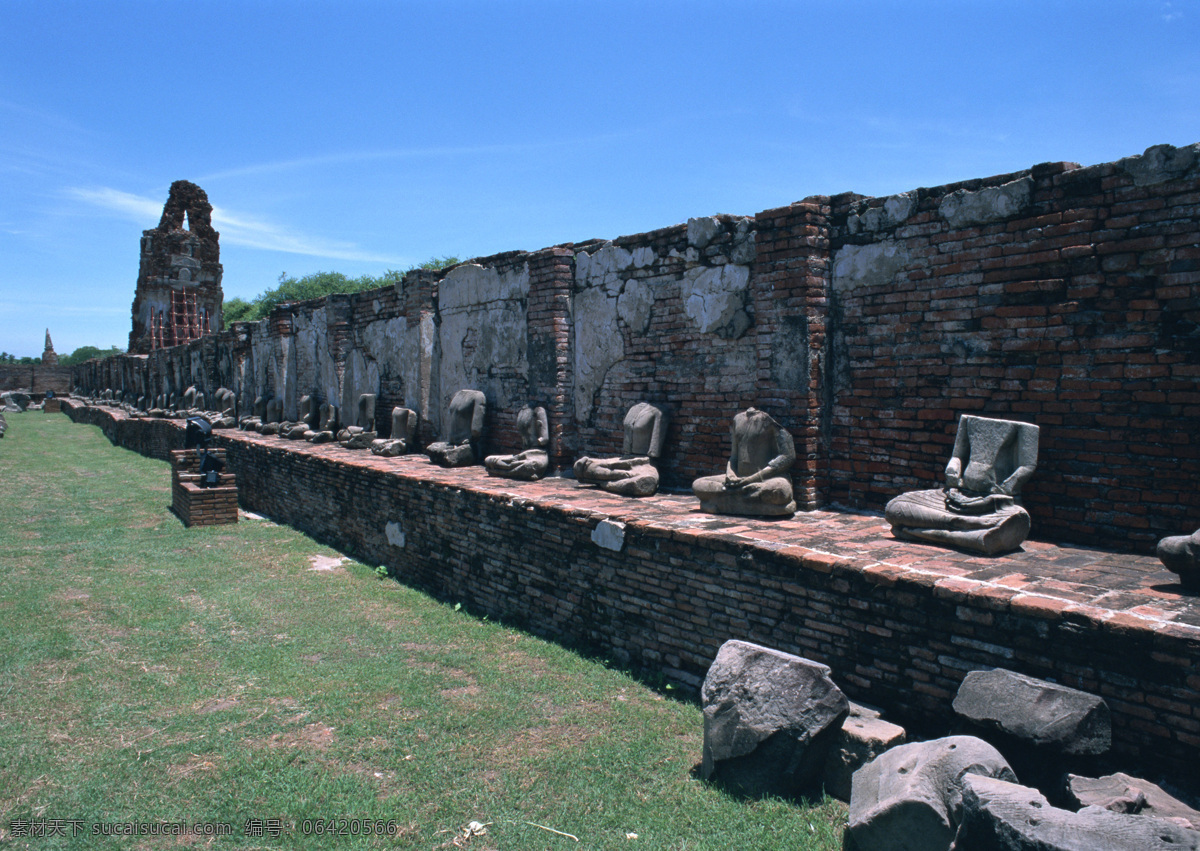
[169,448,238,527]
[65,401,1200,783]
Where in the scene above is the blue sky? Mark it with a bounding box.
[2,0,1198,358]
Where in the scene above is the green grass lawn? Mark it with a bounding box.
[0,411,847,849]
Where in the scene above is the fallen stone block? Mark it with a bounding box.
[953,668,1111,756]
[848,735,1016,851]
[1068,773,1200,830]
[701,639,848,798]
[952,774,1200,850]
[824,702,907,802]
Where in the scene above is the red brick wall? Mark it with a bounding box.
[827,151,1200,552]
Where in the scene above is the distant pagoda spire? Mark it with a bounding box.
[41,328,59,366]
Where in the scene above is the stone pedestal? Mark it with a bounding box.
[170,449,238,527]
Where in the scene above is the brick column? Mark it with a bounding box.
[526,247,576,470]
[752,196,832,510]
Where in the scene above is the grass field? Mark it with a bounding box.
[0,411,847,849]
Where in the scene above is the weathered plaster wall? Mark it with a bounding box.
[77,142,1200,551]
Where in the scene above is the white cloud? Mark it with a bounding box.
[64,186,407,265]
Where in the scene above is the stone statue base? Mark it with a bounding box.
[338,429,376,450]
[1157,529,1200,591]
[371,438,409,457]
[885,488,1031,555]
[427,441,477,467]
[485,449,550,481]
[574,456,660,497]
[693,475,796,517]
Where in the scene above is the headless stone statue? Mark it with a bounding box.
[209,387,237,428]
[258,398,284,435]
[484,405,551,480]
[573,402,667,497]
[285,395,319,439]
[308,403,339,444]
[371,407,419,457]
[693,407,797,517]
[427,389,487,467]
[1157,529,1200,591]
[240,396,267,430]
[885,415,1039,555]
[338,393,378,449]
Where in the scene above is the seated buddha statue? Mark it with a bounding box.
[484,405,551,480]
[427,389,487,467]
[573,402,667,497]
[693,407,796,517]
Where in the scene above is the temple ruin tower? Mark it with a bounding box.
[128,180,224,354]
[41,329,59,366]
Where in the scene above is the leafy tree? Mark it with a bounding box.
[222,257,460,324]
[60,346,124,366]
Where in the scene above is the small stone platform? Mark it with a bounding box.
[169,448,238,528]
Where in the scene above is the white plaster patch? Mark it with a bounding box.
[939,177,1033,228]
[617,279,655,335]
[591,520,626,552]
[832,241,911,292]
[682,264,751,338]
[576,242,634,292]
[687,216,721,249]
[573,286,623,423]
[385,521,406,548]
[631,245,657,268]
[439,263,530,309]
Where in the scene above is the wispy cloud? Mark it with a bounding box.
[195,130,643,184]
[65,186,408,265]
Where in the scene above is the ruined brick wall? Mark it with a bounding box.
[0,365,72,394]
[129,181,224,355]
[66,400,1200,783]
[79,143,1200,551]
[826,144,1200,552]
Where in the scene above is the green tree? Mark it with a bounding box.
[60,346,124,366]
[222,257,459,324]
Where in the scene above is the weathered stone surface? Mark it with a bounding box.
[1067,773,1200,830]
[1157,529,1200,591]
[952,774,1200,850]
[702,640,848,798]
[939,177,1034,228]
[1119,143,1200,187]
[832,240,912,292]
[3,392,31,412]
[825,702,907,803]
[886,415,1039,555]
[848,736,1016,851]
[693,408,796,516]
[953,668,1111,756]
[847,190,919,234]
[687,216,722,249]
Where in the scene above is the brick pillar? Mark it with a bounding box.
[526,247,576,470]
[752,196,832,510]
[404,270,440,446]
